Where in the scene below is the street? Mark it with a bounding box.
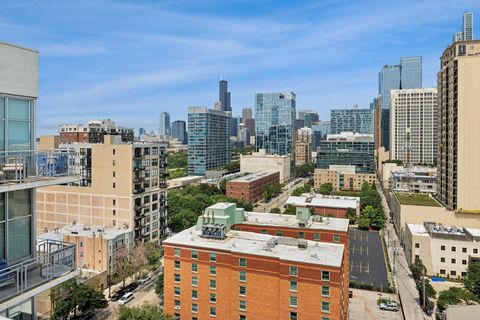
[255,177,309,213]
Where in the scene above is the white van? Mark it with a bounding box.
[118,292,134,305]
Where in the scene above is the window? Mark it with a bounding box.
[210,307,217,317]
[174,287,180,295]
[210,293,216,303]
[192,277,198,286]
[440,269,446,275]
[239,258,247,267]
[192,290,198,299]
[290,266,298,276]
[462,260,467,265]
[210,253,217,262]
[261,229,267,234]
[441,245,445,251]
[174,274,180,282]
[298,232,305,239]
[192,263,198,272]
[462,248,467,253]
[113,182,116,188]
[174,261,180,269]
[415,255,419,261]
[192,303,198,313]
[321,318,330,320]
[441,257,445,263]
[290,280,297,291]
[113,160,116,166]
[112,171,116,177]
[415,243,420,248]
[239,300,246,311]
[191,250,198,259]
[451,270,457,276]
[333,235,340,243]
[290,312,298,320]
[452,246,456,252]
[474,249,478,254]
[210,266,216,276]
[314,233,320,241]
[451,259,456,264]
[113,199,116,205]
[210,279,216,289]
[276,230,283,236]
[113,149,116,155]
[322,301,330,313]
[174,248,181,256]
[239,271,246,282]
[113,209,116,216]
[239,286,246,296]
[174,300,180,309]
[322,271,330,281]
[290,296,298,307]
[322,286,330,297]
[240,316,246,320]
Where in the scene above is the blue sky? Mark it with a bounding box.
[1,0,479,135]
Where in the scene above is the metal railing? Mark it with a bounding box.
[0,239,76,303]
[0,150,77,185]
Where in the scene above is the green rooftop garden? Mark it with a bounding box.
[395,193,441,207]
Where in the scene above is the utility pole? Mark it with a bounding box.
[422,266,426,308]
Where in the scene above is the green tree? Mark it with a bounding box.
[167,152,188,169]
[318,183,333,195]
[296,163,315,177]
[361,181,372,192]
[357,217,371,230]
[223,160,240,172]
[168,209,198,232]
[144,242,161,267]
[270,208,281,213]
[169,168,186,179]
[465,260,480,296]
[155,274,164,295]
[361,205,385,230]
[283,205,297,215]
[344,207,357,224]
[409,258,436,307]
[437,287,479,311]
[118,303,173,320]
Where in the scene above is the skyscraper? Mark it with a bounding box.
[231,116,240,137]
[330,107,372,134]
[453,12,474,42]
[188,107,231,175]
[172,120,187,144]
[437,39,480,211]
[304,111,320,128]
[159,112,171,136]
[139,127,146,136]
[242,107,252,122]
[390,88,438,165]
[378,56,422,151]
[219,79,231,112]
[298,109,317,121]
[255,92,296,156]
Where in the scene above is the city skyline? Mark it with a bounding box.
[1,1,479,135]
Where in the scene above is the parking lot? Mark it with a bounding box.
[348,288,402,320]
[349,229,389,291]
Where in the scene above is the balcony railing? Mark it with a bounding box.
[0,150,79,190]
[0,239,76,303]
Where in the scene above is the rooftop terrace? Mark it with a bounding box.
[395,193,441,207]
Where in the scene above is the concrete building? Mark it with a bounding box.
[316,132,375,174]
[59,119,134,144]
[171,120,187,144]
[39,223,133,274]
[159,112,171,136]
[390,88,438,165]
[242,107,252,122]
[330,107,372,134]
[404,222,480,278]
[240,149,291,183]
[36,136,169,243]
[437,39,480,212]
[226,171,280,202]
[187,107,231,176]
[286,193,360,219]
[389,167,437,194]
[237,123,251,145]
[314,168,376,191]
[295,127,313,165]
[255,92,296,156]
[0,41,79,319]
[163,203,348,320]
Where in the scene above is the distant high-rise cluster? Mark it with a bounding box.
[159,112,171,136]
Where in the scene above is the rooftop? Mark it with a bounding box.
[408,222,480,242]
[286,193,359,209]
[38,223,132,241]
[229,171,278,183]
[164,227,344,267]
[242,211,349,232]
[395,193,441,207]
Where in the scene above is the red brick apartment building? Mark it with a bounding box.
[163,203,349,320]
[226,171,280,202]
[286,193,360,219]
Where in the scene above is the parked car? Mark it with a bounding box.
[118,292,134,305]
[126,282,139,291]
[380,302,399,312]
[138,276,150,284]
[111,288,127,301]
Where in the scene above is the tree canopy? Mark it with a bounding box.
[118,304,173,320]
[437,287,479,311]
[318,183,333,195]
[465,260,480,296]
[167,152,187,169]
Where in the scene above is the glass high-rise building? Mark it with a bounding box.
[304,112,319,128]
[219,80,231,112]
[453,12,474,42]
[378,56,422,151]
[159,112,171,136]
[188,107,231,175]
[255,92,296,156]
[172,120,187,144]
[330,108,372,134]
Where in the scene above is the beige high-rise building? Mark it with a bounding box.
[390,88,438,165]
[314,168,375,191]
[295,127,313,165]
[240,149,291,183]
[36,135,168,243]
[437,40,480,211]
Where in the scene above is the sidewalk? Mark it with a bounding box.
[378,183,427,320]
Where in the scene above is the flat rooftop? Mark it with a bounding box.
[408,223,480,242]
[38,224,131,241]
[164,227,344,268]
[286,194,359,209]
[230,171,278,183]
[242,211,349,232]
[395,193,441,207]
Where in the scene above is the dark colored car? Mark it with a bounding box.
[126,282,138,292]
